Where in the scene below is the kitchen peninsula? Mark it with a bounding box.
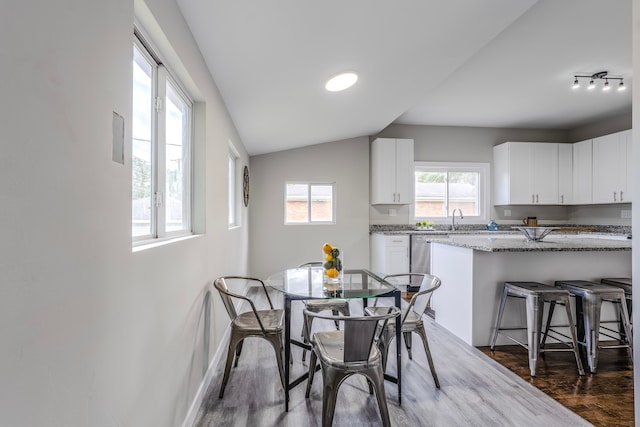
[428,233,632,346]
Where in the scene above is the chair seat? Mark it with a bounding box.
[365,306,421,330]
[314,330,380,368]
[232,309,284,332]
[305,299,349,311]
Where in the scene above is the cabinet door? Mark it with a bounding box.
[593,133,625,203]
[532,143,558,204]
[371,139,397,204]
[385,245,409,274]
[508,143,535,204]
[558,144,573,204]
[394,139,414,204]
[572,139,592,204]
[622,130,632,203]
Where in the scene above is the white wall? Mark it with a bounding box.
[249,137,370,278]
[0,1,249,426]
[632,1,639,423]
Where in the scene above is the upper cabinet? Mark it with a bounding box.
[493,142,558,205]
[572,139,593,204]
[371,138,414,205]
[493,129,632,206]
[593,130,632,204]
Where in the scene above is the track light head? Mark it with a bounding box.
[603,79,610,91]
[618,80,626,91]
[588,79,595,90]
[572,78,580,89]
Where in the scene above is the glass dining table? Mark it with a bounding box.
[266,267,402,412]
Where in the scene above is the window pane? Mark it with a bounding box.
[165,81,189,232]
[285,184,308,223]
[310,185,333,222]
[228,153,236,226]
[132,46,153,237]
[448,171,479,216]
[415,171,446,218]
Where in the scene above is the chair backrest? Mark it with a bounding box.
[409,274,441,317]
[213,277,240,321]
[213,276,273,333]
[298,262,323,267]
[304,307,400,363]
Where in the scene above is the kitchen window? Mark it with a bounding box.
[132,31,193,244]
[413,162,489,222]
[285,182,335,224]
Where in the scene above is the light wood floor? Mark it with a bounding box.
[194,290,592,426]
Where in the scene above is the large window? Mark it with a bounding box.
[285,182,335,224]
[413,162,489,221]
[132,33,193,243]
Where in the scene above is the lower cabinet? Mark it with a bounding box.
[370,234,409,276]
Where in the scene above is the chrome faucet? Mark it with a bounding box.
[451,208,464,231]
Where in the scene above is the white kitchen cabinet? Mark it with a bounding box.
[624,130,633,202]
[557,143,573,204]
[572,139,593,204]
[593,130,630,203]
[493,142,558,205]
[371,138,414,204]
[370,234,409,276]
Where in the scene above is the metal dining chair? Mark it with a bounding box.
[213,276,286,398]
[304,306,401,427]
[298,262,351,361]
[365,273,441,388]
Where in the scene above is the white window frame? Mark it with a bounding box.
[132,30,193,245]
[284,182,336,225]
[412,162,490,223]
[228,143,240,228]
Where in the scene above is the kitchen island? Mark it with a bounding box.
[428,233,632,346]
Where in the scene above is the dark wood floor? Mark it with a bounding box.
[478,344,634,427]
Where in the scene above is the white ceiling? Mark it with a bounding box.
[176,0,632,156]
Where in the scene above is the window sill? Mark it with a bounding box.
[132,234,201,252]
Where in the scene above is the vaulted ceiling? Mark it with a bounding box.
[177,0,632,155]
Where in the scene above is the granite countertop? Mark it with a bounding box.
[428,233,632,252]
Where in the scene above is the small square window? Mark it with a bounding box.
[285,182,335,224]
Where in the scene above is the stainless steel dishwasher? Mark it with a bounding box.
[410,235,431,287]
[410,234,434,317]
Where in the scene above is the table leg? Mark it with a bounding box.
[395,291,402,405]
[284,296,291,412]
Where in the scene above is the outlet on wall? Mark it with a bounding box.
[504,209,511,217]
[389,208,397,217]
[621,210,632,219]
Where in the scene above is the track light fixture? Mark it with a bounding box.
[571,71,626,92]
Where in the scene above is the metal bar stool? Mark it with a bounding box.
[601,277,632,315]
[554,280,632,373]
[490,282,585,377]
[601,278,633,341]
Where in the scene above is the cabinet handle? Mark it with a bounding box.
[561,195,564,204]
[532,194,535,203]
[614,191,617,202]
[397,193,400,203]
[536,194,539,203]
[620,191,624,201]
[393,193,396,203]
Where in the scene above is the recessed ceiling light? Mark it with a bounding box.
[325,72,358,92]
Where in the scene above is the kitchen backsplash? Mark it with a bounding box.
[369,223,632,235]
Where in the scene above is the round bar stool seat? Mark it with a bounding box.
[490,281,585,377]
[554,280,632,373]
